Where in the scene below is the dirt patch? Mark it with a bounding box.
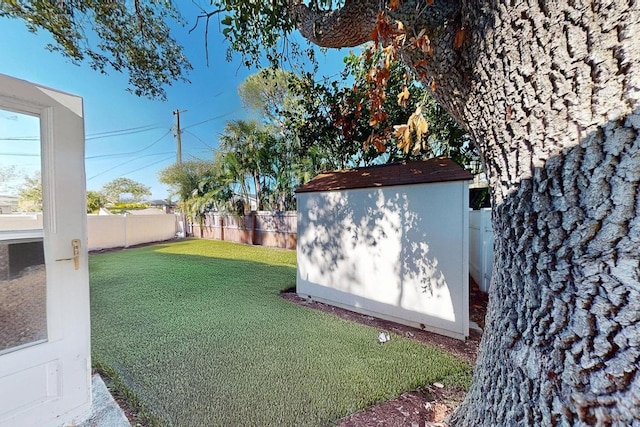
[281,278,488,425]
[339,384,467,427]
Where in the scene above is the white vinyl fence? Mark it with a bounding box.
[0,213,177,251]
[0,209,494,291]
[469,208,493,292]
[87,214,177,250]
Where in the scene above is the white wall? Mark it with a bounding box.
[297,182,469,340]
[0,214,177,251]
[87,214,177,250]
[0,214,43,231]
[469,208,493,293]
[86,215,126,250]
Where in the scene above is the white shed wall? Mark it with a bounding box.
[297,182,469,339]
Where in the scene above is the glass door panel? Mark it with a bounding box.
[0,109,46,355]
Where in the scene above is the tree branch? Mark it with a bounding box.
[289,0,379,48]
[189,8,224,66]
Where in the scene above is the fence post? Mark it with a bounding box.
[248,212,256,245]
[480,208,493,293]
[124,214,128,248]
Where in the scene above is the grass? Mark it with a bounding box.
[90,239,472,426]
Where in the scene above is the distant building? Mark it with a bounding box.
[0,194,18,214]
[232,193,258,213]
[125,208,166,215]
[146,199,175,214]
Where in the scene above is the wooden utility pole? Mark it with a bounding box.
[173,109,187,237]
[172,109,186,164]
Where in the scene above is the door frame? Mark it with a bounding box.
[0,74,91,427]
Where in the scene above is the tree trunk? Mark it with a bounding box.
[448,2,640,424]
[296,0,640,424]
[254,172,261,211]
[452,119,640,425]
[289,0,379,48]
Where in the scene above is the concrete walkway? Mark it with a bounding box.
[78,374,130,427]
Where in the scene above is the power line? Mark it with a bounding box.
[86,126,163,141]
[2,128,169,159]
[0,137,40,141]
[0,122,163,142]
[116,155,176,179]
[88,122,162,137]
[85,130,171,160]
[184,130,215,150]
[186,153,206,161]
[182,109,242,130]
[189,149,214,154]
[1,108,240,143]
[87,151,174,180]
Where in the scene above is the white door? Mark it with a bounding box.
[0,74,91,426]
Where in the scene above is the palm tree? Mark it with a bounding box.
[219,119,277,211]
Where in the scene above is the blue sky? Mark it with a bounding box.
[0,3,351,200]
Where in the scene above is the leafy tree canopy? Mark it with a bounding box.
[101,177,151,203]
[184,158,235,218]
[158,160,217,202]
[1,0,359,98]
[193,0,312,68]
[86,190,107,213]
[0,164,19,194]
[237,68,302,127]
[1,0,192,99]
[17,171,42,212]
[286,52,478,169]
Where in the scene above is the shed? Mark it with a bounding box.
[295,158,473,340]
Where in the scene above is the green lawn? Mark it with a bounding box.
[90,239,471,426]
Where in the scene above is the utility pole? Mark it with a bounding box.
[172,109,186,164]
[173,109,187,237]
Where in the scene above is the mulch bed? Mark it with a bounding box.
[337,384,466,427]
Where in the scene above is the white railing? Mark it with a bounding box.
[0,214,177,251]
[469,208,493,292]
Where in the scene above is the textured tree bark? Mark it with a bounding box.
[296,0,640,424]
[289,0,379,48]
[447,1,640,424]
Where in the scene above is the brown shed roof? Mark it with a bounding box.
[296,157,473,194]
